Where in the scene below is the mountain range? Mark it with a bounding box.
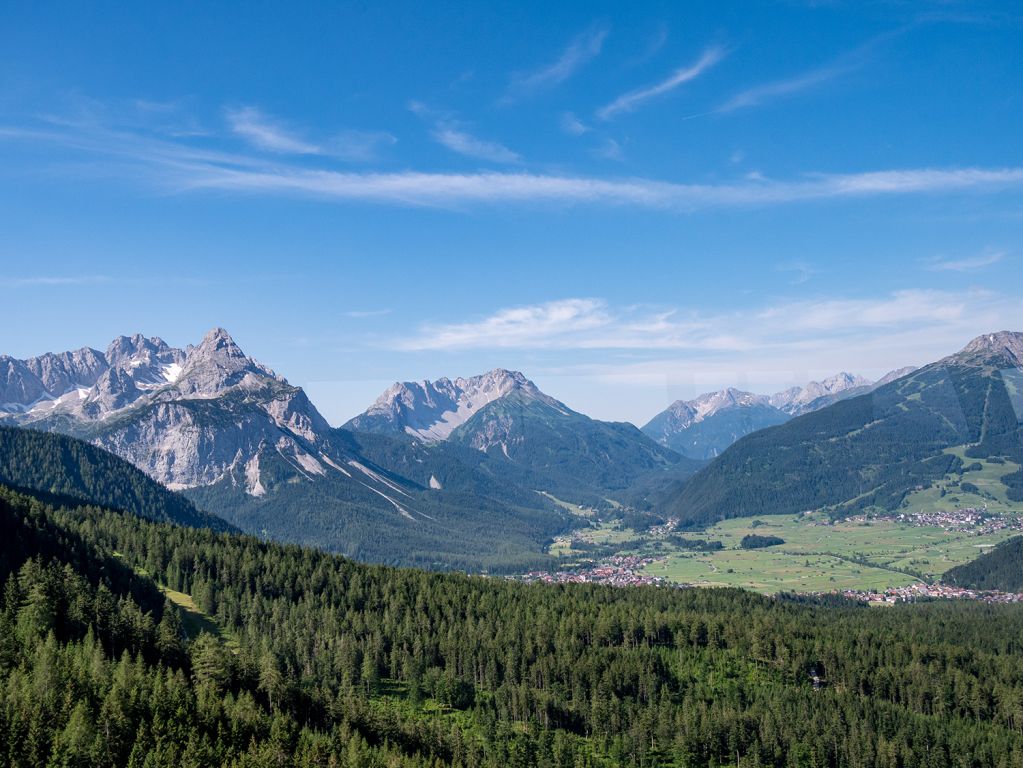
[640,369,915,459]
[671,331,1023,525]
[0,329,693,568]
[5,326,1020,572]
[0,330,573,568]
[344,368,692,505]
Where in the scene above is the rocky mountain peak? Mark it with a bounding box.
[653,388,769,433]
[105,333,171,366]
[820,372,870,391]
[956,331,1023,366]
[25,347,109,396]
[172,328,278,397]
[194,327,246,358]
[348,368,561,442]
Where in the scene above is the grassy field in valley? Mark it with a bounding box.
[642,514,1019,593]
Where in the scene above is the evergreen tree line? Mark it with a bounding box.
[4,484,1023,766]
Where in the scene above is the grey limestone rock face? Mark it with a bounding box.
[345,368,562,441]
[1,327,343,495]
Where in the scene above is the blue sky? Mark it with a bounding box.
[1,0,1022,425]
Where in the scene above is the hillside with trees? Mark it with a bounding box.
[4,479,1023,766]
[0,426,230,531]
[669,333,1023,525]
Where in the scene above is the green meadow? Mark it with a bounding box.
[642,514,1018,593]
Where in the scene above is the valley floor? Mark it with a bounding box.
[536,509,1023,595]
[530,447,1023,595]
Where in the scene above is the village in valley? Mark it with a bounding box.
[521,500,1023,601]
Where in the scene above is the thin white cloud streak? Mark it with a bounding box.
[0,275,112,287]
[398,299,612,351]
[592,138,623,161]
[716,61,854,114]
[393,290,1015,353]
[408,102,519,163]
[708,31,899,117]
[225,106,321,154]
[6,120,1023,210]
[598,46,725,120]
[345,308,392,318]
[190,166,1023,210]
[560,112,589,136]
[329,130,397,163]
[926,250,1006,272]
[431,127,520,163]
[505,26,608,102]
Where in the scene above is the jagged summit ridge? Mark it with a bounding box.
[0,328,342,494]
[769,372,872,414]
[954,331,1023,366]
[641,369,918,459]
[349,368,566,441]
[170,327,281,399]
[684,388,768,424]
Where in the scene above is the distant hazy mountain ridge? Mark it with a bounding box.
[641,369,916,459]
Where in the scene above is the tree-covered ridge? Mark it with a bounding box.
[671,352,1023,525]
[4,483,1023,766]
[447,391,689,507]
[944,535,1023,591]
[0,426,231,531]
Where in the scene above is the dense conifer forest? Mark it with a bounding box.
[4,481,1023,767]
[0,426,231,531]
[944,535,1023,592]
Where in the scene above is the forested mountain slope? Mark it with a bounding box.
[944,535,1023,591]
[445,390,687,504]
[670,331,1023,525]
[4,479,1023,766]
[349,371,690,507]
[0,425,231,530]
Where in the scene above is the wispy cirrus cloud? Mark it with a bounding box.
[5,116,1023,210]
[396,299,613,351]
[409,102,520,164]
[702,31,897,118]
[504,25,609,103]
[925,250,1006,272]
[394,289,1003,353]
[560,112,590,136]
[329,130,397,163]
[598,46,726,120]
[715,60,856,114]
[431,126,520,163]
[345,308,392,319]
[225,106,321,154]
[185,165,1023,210]
[0,275,112,288]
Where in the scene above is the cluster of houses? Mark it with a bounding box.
[844,506,1023,535]
[520,554,666,587]
[839,582,1023,604]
